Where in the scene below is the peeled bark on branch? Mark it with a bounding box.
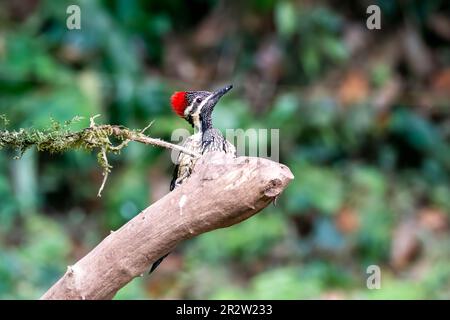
[40,152,294,300]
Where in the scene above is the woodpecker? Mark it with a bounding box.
[149,84,236,274]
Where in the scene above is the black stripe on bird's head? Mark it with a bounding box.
[170,85,233,130]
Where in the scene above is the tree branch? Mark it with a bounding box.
[1,116,201,197]
[106,125,201,158]
[40,152,294,300]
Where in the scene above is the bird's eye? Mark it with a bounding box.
[196,97,202,103]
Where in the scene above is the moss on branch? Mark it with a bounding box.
[0,114,198,197]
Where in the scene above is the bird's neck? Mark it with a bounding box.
[192,113,212,134]
[191,115,201,133]
[200,113,213,134]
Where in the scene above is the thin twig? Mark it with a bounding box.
[90,114,101,128]
[140,121,154,134]
[128,133,200,158]
[97,147,110,197]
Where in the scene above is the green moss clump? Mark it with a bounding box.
[0,115,137,196]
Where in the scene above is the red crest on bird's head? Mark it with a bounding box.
[170,91,188,117]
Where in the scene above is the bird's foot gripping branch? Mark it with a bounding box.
[41,152,294,300]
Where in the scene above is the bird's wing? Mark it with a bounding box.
[223,139,236,156]
[170,135,197,191]
[169,164,179,191]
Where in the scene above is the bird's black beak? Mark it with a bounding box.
[209,84,233,106]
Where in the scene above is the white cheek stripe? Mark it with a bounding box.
[194,94,213,117]
[184,93,214,118]
[184,102,194,117]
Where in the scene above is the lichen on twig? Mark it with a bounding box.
[0,114,200,196]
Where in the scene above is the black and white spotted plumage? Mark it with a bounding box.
[150,85,235,274]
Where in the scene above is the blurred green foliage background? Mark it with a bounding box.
[1,0,450,299]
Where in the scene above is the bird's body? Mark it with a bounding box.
[150,84,235,274]
[170,132,202,191]
[202,128,236,154]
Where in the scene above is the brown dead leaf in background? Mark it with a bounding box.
[255,38,283,81]
[418,208,448,233]
[192,2,235,48]
[338,70,369,106]
[428,14,450,41]
[402,24,434,79]
[390,220,422,270]
[6,0,39,22]
[164,37,199,82]
[0,35,5,59]
[335,207,359,234]
[373,77,401,112]
[58,45,85,64]
[431,69,450,97]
